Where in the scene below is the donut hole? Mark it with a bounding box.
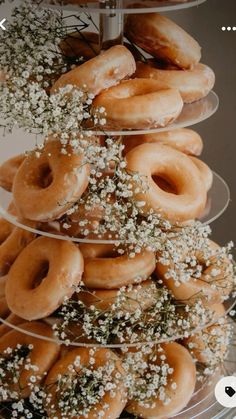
[31,164,53,189]
[31,261,49,288]
[99,249,118,259]
[152,175,178,194]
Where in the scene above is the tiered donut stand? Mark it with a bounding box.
[0,0,236,418]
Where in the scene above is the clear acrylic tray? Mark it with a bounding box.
[0,171,230,244]
[0,295,235,348]
[41,0,207,14]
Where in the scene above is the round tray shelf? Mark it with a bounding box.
[0,295,235,348]
[89,91,219,136]
[0,171,230,244]
[41,0,207,14]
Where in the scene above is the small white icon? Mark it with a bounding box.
[0,18,6,31]
[222,26,236,31]
[215,376,236,408]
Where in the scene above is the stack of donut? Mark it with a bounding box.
[0,230,233,417]
[0,132,212,226]
[0,11,233,419]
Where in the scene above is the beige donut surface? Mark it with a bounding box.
[125,143,206,222]
[44,347,127,419]
[0,154,25,192]
[80,243,156,289]
[126,342,196,418]
[93,79,183,130]
[13,138,90,222]
[125,13,201,69]
[122,128,203,156]
[51,45,136,96]
[6,237,84,320]
[0,322,60,399]
[135,61,215,103]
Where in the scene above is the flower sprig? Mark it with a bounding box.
[52,282,214,346]
[0,1,105,139]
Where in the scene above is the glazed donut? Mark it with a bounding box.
[59,31,100,59]
[13,138,90,222]
[125,143,206,222]
[156,240,234,303]
[135,60,215,103]
[6,236,84,320]
[125,13,201,69]
[190,156,213,192]
[44,347,127,419]
[0,321,60,399]
[51,45,136,96]
[122,128,203,156]
[0,218,36,276]
[0,154,25,192]
[77,279,156,312]
[80,243,156,289]
[93,79,183,130]
[184,304,228,364]
[126,342,196,418]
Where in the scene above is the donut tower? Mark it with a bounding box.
[0,0,235,418]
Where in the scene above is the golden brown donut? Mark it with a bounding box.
[80,243,156,289]
[13,138,90,222]
[126,342,196,418]
[125,13,201,69]
[122,128,203,156]
[156,240,234,303]
[77,279,156,312]
[0,321,60,399]
[44,347,127,418]
[6,236,84,320]
[0,217,36,276]
[0,154,25,192]
[51,45,136,96]
[93,79,183,130]
[125,143,206,222]
[135,60,215,103]
[190,156,213,192]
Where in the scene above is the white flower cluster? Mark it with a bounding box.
[45,355,118,418]
[0,1,105,138]
[0,344,36,401]
[53,282,214,346]
[122,345,174,408]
